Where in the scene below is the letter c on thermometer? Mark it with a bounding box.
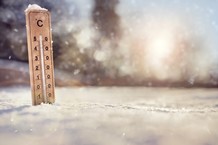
[37,20,43,27]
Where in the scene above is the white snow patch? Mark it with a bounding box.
[25,4,47,12]
[0,87,218,145]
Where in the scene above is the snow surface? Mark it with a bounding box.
[25,4,47,12]
[0,87,218,145]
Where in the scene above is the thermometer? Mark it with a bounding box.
[25,5,55,105]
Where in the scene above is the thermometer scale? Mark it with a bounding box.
[25,5,55,105]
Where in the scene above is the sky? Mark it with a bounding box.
[115,0,218,83]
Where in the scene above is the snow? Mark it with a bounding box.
[0,87,218,145]
[25,4,47,12]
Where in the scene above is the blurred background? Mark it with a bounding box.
[0,0,218,87]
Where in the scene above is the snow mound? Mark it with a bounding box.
[25,4,47,12]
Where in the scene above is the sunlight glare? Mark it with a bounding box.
[148,32,174,66]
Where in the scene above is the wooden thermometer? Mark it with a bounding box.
[25,5,55,105]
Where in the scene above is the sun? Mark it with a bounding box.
[147,31,174,66]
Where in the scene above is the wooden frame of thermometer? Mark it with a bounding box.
[25,9,55,105]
